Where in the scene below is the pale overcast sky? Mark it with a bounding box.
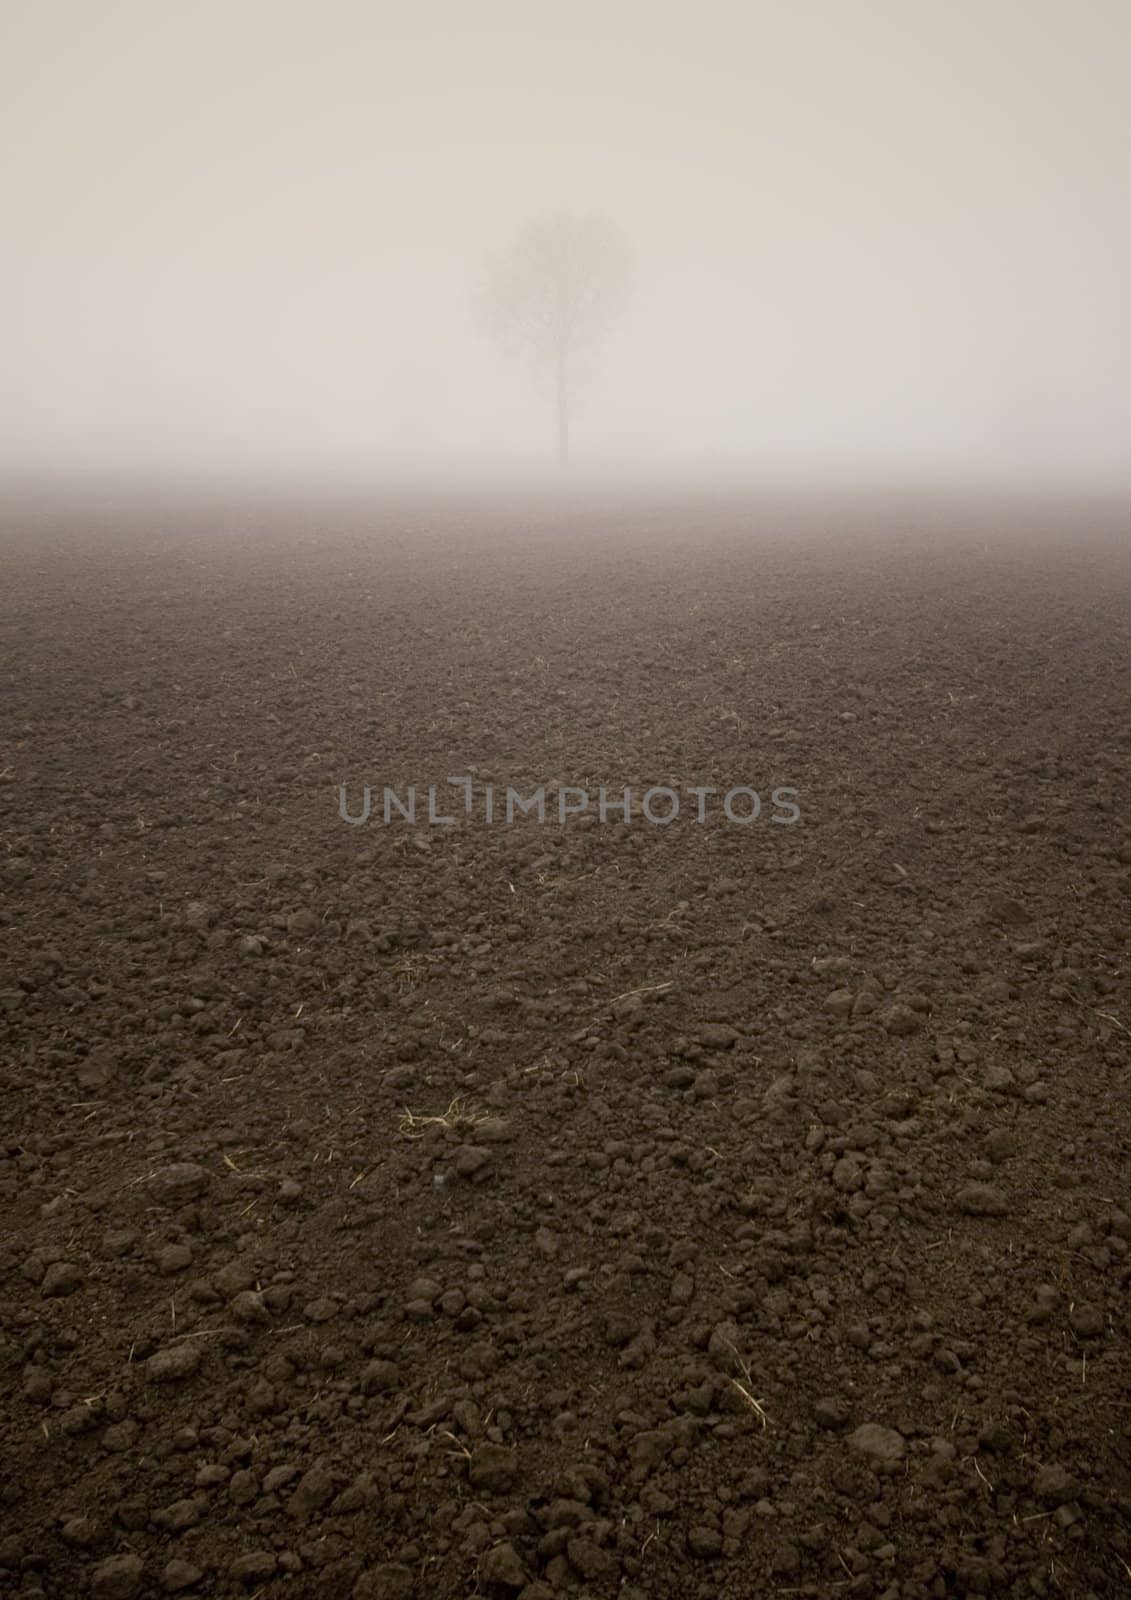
[3,0,1129,480]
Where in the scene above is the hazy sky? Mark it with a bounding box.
[4,0,1130,480]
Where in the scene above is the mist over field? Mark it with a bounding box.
[6,8,1131,1595]
[4,0,1131,490]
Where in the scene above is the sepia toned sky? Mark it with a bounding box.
[3,0,1130,480]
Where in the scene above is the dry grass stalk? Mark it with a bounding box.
[397,1097,489,1141]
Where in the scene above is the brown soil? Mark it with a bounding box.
[2,497,1130,1600]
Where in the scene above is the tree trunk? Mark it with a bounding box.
[556,354,569,466]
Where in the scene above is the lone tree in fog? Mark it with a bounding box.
[478,214,632,465]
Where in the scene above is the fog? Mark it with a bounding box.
[4,0,1130,487]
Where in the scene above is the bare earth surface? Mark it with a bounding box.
[1,496,1129,1600]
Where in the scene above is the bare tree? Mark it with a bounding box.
[478,214,632,465]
